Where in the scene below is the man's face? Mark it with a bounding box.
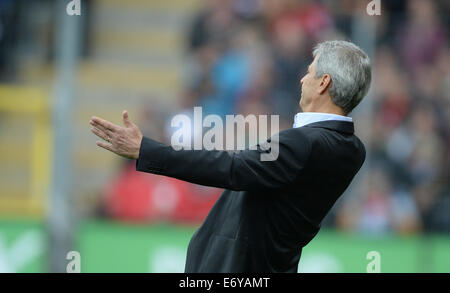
[299,55,320,110]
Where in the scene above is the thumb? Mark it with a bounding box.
[122,110,132,127]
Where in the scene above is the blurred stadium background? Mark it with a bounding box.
[0,0,449,273]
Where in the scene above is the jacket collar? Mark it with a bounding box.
[302,120,355,134]
[293,112,352,128]
[293,112,355,134]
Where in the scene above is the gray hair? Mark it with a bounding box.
[313,40,372,114]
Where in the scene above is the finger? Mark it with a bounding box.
[91,127,110,142]
[90,119,115,137]
[90,116,118,131]
[96,141,116,153]
[90,121,113,137]
[122,110,132,127]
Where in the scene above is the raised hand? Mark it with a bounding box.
[90,110,143,160]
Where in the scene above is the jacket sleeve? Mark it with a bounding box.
[136,128,312,191]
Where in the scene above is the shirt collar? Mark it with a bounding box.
[293,112,353,128]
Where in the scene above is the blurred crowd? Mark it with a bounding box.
[181,0,450,235]
[1,0,449,236]
[0,0,19,80]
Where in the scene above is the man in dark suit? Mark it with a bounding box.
[90,40,371,272]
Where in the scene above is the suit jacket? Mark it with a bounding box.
[136,120,366,273]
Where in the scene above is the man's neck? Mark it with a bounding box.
[301,103,346,116]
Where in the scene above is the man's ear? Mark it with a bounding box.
[317,74,332,95]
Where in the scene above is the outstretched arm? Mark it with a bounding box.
[90,112,311,191]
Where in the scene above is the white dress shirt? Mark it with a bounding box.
[293,112,353,128]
